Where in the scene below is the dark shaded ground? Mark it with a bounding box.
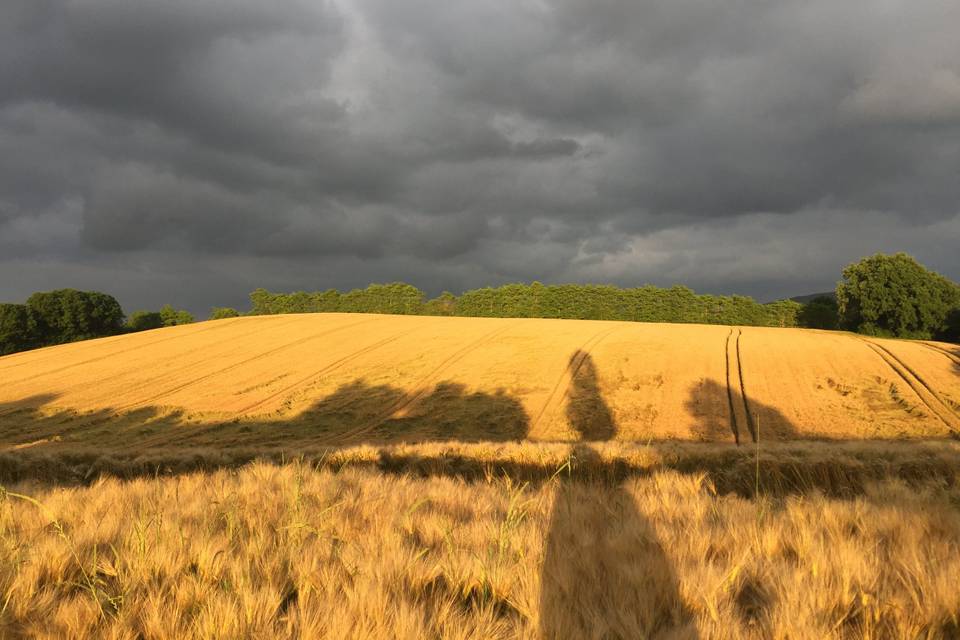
[684,379,801,443]
[3,362,958,498]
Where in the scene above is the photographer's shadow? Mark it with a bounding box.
[539,351,697,639]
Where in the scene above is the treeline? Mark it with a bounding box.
[0,289,199,356]
[249,282,803,327]
[126,305,196,331]
[4,253,958,358]
[1,289,124,355]
[248,253,960,341]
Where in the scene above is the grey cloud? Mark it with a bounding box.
[1,0,959,316]
[82,165,276,252]
[842,68,960,125]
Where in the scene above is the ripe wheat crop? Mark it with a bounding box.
[2,458,959,639]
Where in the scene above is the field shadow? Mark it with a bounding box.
[684,379,801,444]
[6,364,954,500]
[301,380,528,443]
[540,351,697,639]
[0,379,529,456]
[129,379,532,452]
[0,394,187,452]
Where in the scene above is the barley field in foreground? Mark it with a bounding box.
[2,453,960,640]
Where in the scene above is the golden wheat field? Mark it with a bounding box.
[1,314,959,454]
[3,450,960,639]
[3,315,960,639]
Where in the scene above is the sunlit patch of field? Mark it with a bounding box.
[1,314,958,455]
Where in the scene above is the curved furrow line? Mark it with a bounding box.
[237,325,424,415]
[13,317,306,402]
[0,317,246,375]
[6,317,276,386]
[326,321,523,444]
[724,328,741,445]
[735,329,756,442]
[112,317,381,412]
[920,342,960,366]
[529,324,623,437]
[862,340,960,432]
[870,341,959,421]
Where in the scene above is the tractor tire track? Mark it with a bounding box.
[0,317,246,375]
[724,328,741,445]
[529,324,623,437]
[735,329,757,442]
[237,324,424,415]
[326,321,522,443]
[113,317,380,412]
[921,342,960,366]
[862,339,960,433]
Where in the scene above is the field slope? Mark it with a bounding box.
[2,313,958,452]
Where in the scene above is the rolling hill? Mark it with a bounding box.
[2,313,959,453]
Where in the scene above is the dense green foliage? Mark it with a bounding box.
[1,289,124,355]
[125,306,195,332]
[249,282,803,327]
[26,289,125,344]
[209,307,241,320]
[0,290,198,356]
[159,304,195,326]
[126,311,165,332]
[250,283,429,317]
[0,304,43,356]
[797,296,839,330]
[943,308,960,343]
[837,253,960,339]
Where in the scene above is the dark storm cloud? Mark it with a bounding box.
[1,0,959,316]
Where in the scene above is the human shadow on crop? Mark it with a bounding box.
[540,351,697,639]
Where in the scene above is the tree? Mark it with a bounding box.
[797,296,838,330]
[0,304,42,355]
[249,288,279,315]
[159,304,194,326]
[26,289,124,344]
[126,311,164,332]
[209,307,240,320]
[837,253,960,339]
[423,292,457,316]
[940,308,960,343]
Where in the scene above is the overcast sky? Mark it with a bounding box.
[2,0,959,316]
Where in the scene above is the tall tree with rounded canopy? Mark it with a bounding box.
[836,253,960,339]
